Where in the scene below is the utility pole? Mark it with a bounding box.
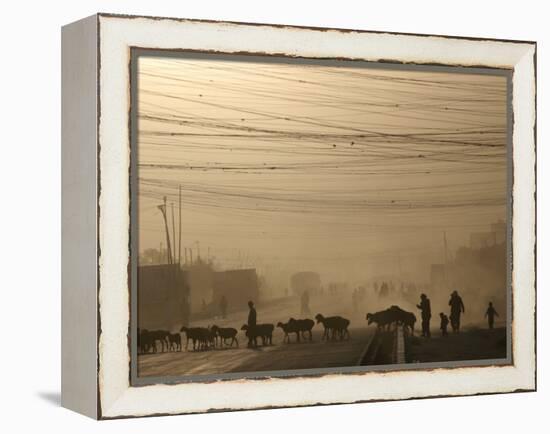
[171,202,176,265]
[178,184,182,265]
[157,196,173,264]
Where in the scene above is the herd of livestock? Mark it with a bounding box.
[138,306,416,354]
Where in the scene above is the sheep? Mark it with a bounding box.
[147,329,170,352]
[205,326,217,349]
[389,305,416,335]
[366,311,394,331]
[288,318,315,341]
[366,306,416,334]
[138,328,153,354]
[168,332,182,352]
[241,324,274,347]
[333,317,350,340]
[401,311,416,335]
[277,320,300,343]
[180,326,210,351]
[315,314,350,341]
[211,325,239,348]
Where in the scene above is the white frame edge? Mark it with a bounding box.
[95,14,536,419]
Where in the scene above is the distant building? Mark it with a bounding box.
[185,260,214,312]
[291,271,321,295]
[137,264,190,331]
[212,269,259,311]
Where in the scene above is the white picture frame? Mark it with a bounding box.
[61,13,536,419]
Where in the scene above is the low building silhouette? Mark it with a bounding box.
[137,264,190,331]
[212,268,260,312]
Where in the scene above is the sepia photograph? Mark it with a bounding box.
[131,51,511,382]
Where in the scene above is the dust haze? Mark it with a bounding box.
[134,53,509,377]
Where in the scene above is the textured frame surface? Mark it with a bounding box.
[95,14,535,419]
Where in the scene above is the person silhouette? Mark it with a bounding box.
[247,300,257,348]
[485,302,499,329]
[449,290,465,333]
[439,312,449,337]
[416,293,432,338]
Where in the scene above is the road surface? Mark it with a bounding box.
[138,293,375,377]
[138,327,373,377]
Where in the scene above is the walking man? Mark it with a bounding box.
[416,293,432,338]
[449,290,465,333]
[485,302,499,329]
[247,300,257,348]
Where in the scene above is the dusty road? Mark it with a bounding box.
[138,327,374,377]
[138,293,376,377]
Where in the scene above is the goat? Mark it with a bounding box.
[366,311,393,331]
[180,326,210,351]
[315,314,350,341]
[389,305,416,335]
[211,325,239,347]
[335,317,351,340]
[168,332,182,352]
[366,306,416,334]
[138,328,153,354]
[147,330,170,352]
[277,320,300,343]
[289,318,315,341]
[241,324,274,347]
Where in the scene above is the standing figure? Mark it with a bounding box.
[416,293,432,338]
[439,312,449,337]
[301,290,310,315]
[219,295,228,319]
[449,290,465,333]
[247,300,257,348]
[485,302,499,329]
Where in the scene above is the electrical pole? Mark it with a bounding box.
[157,196,173,264]
[171,202,176,265]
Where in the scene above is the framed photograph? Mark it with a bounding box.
[61,13,536,419]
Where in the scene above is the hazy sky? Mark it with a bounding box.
[136,54,508,283]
